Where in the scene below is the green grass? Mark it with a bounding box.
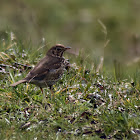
[1,0,140,64]
[0,31,140,140]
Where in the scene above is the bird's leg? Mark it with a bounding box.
[49,85,54,100]
[40,87,48,99]
[40,87,44,94]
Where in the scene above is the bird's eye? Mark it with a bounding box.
[56,48,61,51]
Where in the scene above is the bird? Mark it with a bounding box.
[10,44,71,93]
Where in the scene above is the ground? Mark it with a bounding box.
[0,32,140,139]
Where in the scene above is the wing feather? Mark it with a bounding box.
[25,55,64,81]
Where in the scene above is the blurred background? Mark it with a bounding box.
[0,0,140,67]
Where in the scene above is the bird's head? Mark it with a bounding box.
[47,44,71,57]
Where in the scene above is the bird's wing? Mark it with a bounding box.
[25,56,63,81]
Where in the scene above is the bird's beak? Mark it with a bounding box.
[65,46,71,50]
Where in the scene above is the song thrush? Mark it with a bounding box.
[10,44,71,93]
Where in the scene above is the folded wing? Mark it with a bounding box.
[25,55,64,82]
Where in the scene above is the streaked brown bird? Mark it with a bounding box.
[10,44,71,93]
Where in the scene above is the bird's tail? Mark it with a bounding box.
[10,79,27,86]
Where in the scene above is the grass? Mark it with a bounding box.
[1,0,140,64]
[0,31,140,140]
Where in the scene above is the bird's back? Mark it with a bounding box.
[24,55,65,87]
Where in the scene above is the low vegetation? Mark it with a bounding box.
[0,32,140,139]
